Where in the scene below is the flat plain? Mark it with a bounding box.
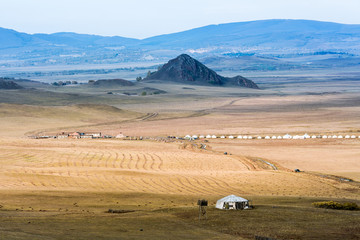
[0,70,360,239]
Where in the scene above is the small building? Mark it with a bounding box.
[69,132,81,139]
[57,133,69,139]
[116,133,126,139]
[216,195,250,210]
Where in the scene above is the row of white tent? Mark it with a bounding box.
[184,134,360,140]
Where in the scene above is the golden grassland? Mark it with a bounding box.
[1,83,360,239]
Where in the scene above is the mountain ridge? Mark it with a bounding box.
[145,54,259,89]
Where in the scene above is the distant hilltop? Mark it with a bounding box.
[0,78,23,89]
[145,54,259,89]
[1,19,360,69]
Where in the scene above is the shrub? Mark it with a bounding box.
[313,201,359,210]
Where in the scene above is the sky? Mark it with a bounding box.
[1,0,360,39]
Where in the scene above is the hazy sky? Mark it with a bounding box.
[1,0,360,39]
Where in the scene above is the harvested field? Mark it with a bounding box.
[0,139,359,200]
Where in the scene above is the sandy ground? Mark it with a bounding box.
[0,138,359,200]
[0,92,359,200]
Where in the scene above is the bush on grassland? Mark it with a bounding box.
[312,201,359,210]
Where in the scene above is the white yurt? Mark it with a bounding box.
[311,135,317,139]
[351,135,356,139]
[283,134,292,139]
[345,135,350,139]
[220,135,226,139]
[271,136,277,139]
[192,135,198,139]
[185,135,191,139]
[257,136,262,139]
[338,135,343,138]
[303,133,310,139]
[115,133,126,139]
[248,136,253,139]
[212,135,217,139]
[243,136,248,139]
[216,195,250,210]
[237,135,243,139]
[229,135,234,139]
[332,135,338,139]
[265,136,270,139]
[277,136,282,139]
[322,135,328,139]
[206,135,212,139]
[199,135,205,139]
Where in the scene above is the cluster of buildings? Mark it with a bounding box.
[184,134,360,140]
[30,132,104,139]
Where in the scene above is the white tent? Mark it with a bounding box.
[283,134,292,139]
[185,135,191,139]
[216,195,250,210]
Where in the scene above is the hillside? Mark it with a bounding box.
[92,79,135,87]
[1,19,360,69]
[145,54,259,89]
[0,79,23,89]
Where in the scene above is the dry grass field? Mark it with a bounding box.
[1,77,360,239]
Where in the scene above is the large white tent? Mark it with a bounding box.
[216,195,250,210]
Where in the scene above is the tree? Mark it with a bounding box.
[136,76,142,82]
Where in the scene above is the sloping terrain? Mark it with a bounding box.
[145,54,259,88]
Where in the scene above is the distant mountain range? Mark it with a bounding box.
[145,54,259,89]
[1,19,360,69]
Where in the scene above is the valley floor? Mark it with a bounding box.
[1,74,360,239]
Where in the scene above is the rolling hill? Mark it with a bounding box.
[145,54,259,89]
[1,19,360,70]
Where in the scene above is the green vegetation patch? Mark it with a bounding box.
[313,201,360,210]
